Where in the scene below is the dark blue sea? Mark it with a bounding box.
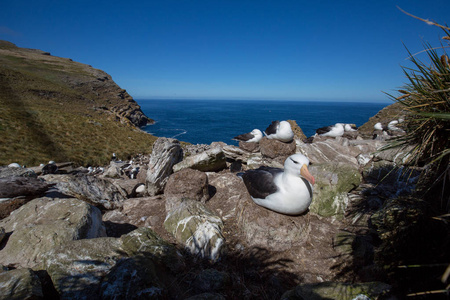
[137,99,388,146]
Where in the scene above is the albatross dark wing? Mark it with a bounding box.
[241,166,282,199]
[315,125,331,135]
[233,132,254,141]
[264,120,280,135]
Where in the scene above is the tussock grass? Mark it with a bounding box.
[376,11,450,298]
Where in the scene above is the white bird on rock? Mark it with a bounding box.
[233,129,263,143]
[264,120,294,142]
[239,153,315,215]
[388,120,402,131]
[344,124,358,132]
[374,122,386,131]
[316,123,345,137]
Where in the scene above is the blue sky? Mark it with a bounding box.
[1,1,449,103]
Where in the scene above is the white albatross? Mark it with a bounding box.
[344,124,358,132]
[239,153,315,215]
[316,123,345,137]
[233,129,263,143]
[264,120,294,142]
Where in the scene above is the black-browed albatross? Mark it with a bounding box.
[239,153,315,215]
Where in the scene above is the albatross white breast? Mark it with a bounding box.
[239,153,315,215]
[233,129,263,143]
[316,123,345,137]
[264,120,294,142]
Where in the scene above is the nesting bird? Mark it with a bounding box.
[316,123,345,137]
[344,124,358,132]
[233,129,263,143]
[264,120,294,142]
[239,153,315,215]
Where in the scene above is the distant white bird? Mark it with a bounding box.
[233,129,263,143]
[8,163,21,168]
[374,122,386,131]
[316,123,345,137]
[388,120,401,131]
[344,124,358,132]
[264,121,294,142]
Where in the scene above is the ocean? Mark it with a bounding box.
[137,99,388,146]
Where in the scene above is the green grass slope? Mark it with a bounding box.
[0,41,157,166]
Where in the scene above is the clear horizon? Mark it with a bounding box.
[1,1,449,103]
[135,97,393,104]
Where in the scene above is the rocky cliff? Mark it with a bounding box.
[0,40,155,166]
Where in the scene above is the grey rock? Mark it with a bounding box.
[237,197,311,251]
[238,141,260,153]
[0,167,37,178]
[43,227,183,300]
[100,256,166,299]
[146,137,183,196]
[309,163,362,219]
[103,161,123,178]
[0,197,106,269]
[43,237,124,300]
[259,137,296,159]
[164,200,225,260]
[206,173,251,221]
[222,145,255,162]
[0,268,43,300]
[43,174,127,210]
[102,196,165,229]
[173,146,226,172]
[164,168,209,212]
[0,177,51,198]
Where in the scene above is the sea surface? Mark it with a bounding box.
[137,99,388,146]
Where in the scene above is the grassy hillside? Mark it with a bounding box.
[0,41,157,166]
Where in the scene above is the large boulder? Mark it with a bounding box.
[100,256,166,299]
[206,173,252,220]
[0,166,37,178]
[259,137,296,159]
[0,197,106,269]
[0,177,52,199]
[0,268,43,300]
[42,174,127,210]
[237,141,260,153]
[164,168,210,212]
[42,227,183,299]
[102,196,166,231]
[146,137,183,196]
[237,199,311,251]
[164,200,225,260]
[43,237,125,299]
[298,137,385,168]
[309,163,362,219]
[173,146,226,172]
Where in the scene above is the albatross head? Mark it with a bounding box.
[284,154,315,185]
[251,129,263,138]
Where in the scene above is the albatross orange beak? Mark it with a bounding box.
[300,165,315,185]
